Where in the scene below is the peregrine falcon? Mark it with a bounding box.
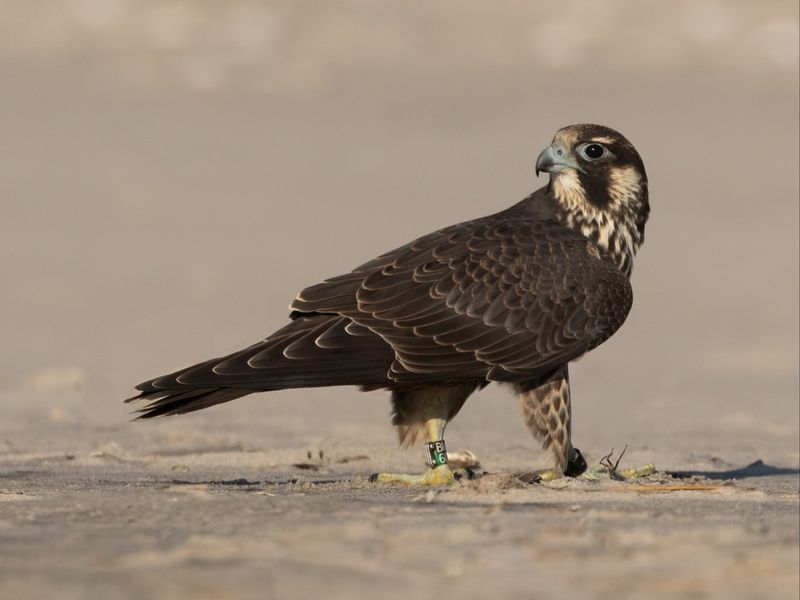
[128,124,650,485]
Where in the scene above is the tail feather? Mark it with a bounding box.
[128,388,251,419]
[127,314,394,418]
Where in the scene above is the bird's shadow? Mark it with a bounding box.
[667,459,800,481]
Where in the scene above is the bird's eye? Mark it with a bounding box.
[580,143,607,160]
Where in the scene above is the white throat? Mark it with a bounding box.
[550,167,644,276]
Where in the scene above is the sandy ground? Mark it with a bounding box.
[1,2,799,599]
[1,414,798,600]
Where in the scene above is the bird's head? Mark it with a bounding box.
[535,124,650,276]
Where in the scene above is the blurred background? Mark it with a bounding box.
[1,0,797,463]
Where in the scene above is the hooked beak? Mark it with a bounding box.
[535,142,585,176]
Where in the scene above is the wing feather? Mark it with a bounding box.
[290,197,633,384]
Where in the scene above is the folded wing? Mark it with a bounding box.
[292,209,633,384]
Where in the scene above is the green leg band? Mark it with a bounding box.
[426,440,448,467]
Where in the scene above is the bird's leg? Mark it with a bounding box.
[371,415,454,485]
[516,369,655,482]
[516,366,587,480]
[370,385,474,486]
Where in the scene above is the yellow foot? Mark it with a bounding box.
[580,463,656,480]
[369,465,456,486]
[533,468,564,482]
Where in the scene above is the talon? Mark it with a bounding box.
[462,466,484,480]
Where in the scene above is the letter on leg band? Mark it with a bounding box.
[426,440,448,467]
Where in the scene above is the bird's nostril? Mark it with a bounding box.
[556,149,563,155]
